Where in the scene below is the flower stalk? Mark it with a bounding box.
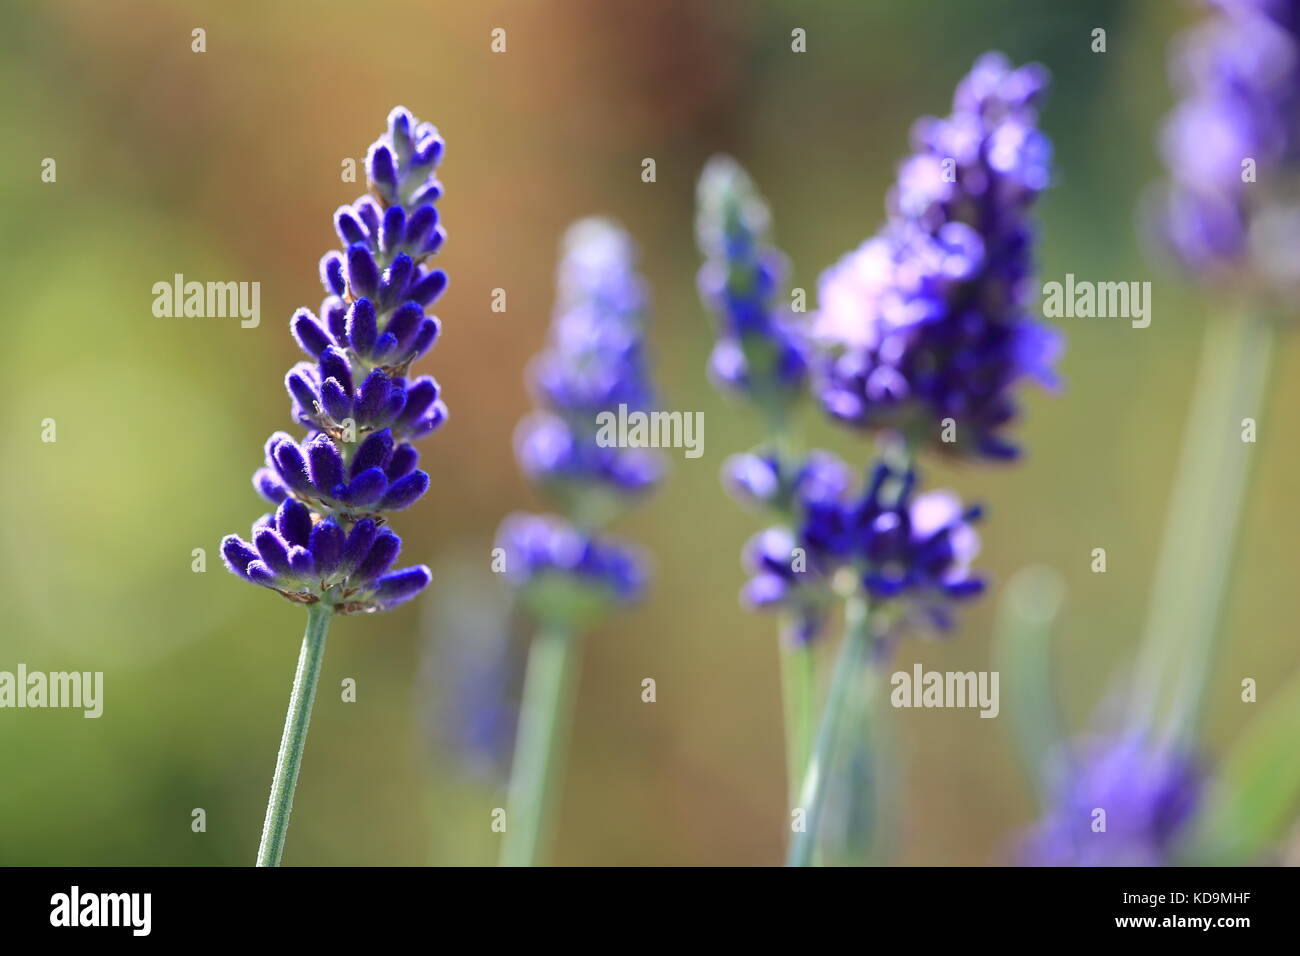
[500,619,579,867]
[788,595,872,867]
[257,602,333,867]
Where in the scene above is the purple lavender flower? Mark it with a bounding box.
[813,53,1060,461]
[222,107,445,615]
[515,219,661,508]
[696,156,809,411]
[1152,0,1300,282]
[742,461,985,642]
[1020,732,1202,866]
[500,219,659,618]
[497,512,647,613]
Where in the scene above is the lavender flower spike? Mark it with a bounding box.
[222,108,449,866]
[814,53,1060,461]
[498,219,661,866]
[1152,0,1300,288]
[696,156,809,414]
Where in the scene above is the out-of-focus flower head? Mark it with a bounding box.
[814,53,1060,461]
[1020,731,1202,866]
[1152,0,1300,289]
[696,156,810,411]
[741,460,985,642]
[515,219,662,508]
[499,219,660,622]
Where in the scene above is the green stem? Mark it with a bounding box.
[993,565,1066,805]
[787,595,872,867]
[778,621,815,811]
[1130,311,1275,741]
[500,619,579,866]
[256,602,333,867]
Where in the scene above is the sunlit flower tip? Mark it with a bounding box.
[345,298,377,354]
[365,106,445,208]
[813,53,1058,461]
[270,437,312,494]
[320,251,346,298]
[253,467,289,505]
[221,535,259,581]
[291,308,335,358]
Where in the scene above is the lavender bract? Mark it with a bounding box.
[500,219,659,618]
[814,53,1060,460]
[222,107,447,614]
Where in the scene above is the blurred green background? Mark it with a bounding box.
[2,0,1297,865]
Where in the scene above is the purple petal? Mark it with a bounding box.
[378,470,429,511]
[346,299,377,356]
[306,436,345,495]
[352,428,395,477]
[372,566,432,606]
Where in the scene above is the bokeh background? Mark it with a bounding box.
[2,0,1297,865]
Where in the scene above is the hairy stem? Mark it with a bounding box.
[257,602,333,867]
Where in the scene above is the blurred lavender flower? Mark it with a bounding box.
[1152,0,1300,285]
[500,218,659,620]
[499,219,660,867]
[222,107,446,615]
[696,156,810,412]
[514,219,661,518]
[1020,732,1202,866]
[742,461,985,644]
[814,53,1060,460]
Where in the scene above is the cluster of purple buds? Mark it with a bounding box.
[1020,732,1202,866]
[514,219,661,506]
[813,53,1060,460]
[500,219,659,615]
[1152,0,1300,285]
[222,107,447,614]
[696,156,809,411]
[738,459,985,641]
